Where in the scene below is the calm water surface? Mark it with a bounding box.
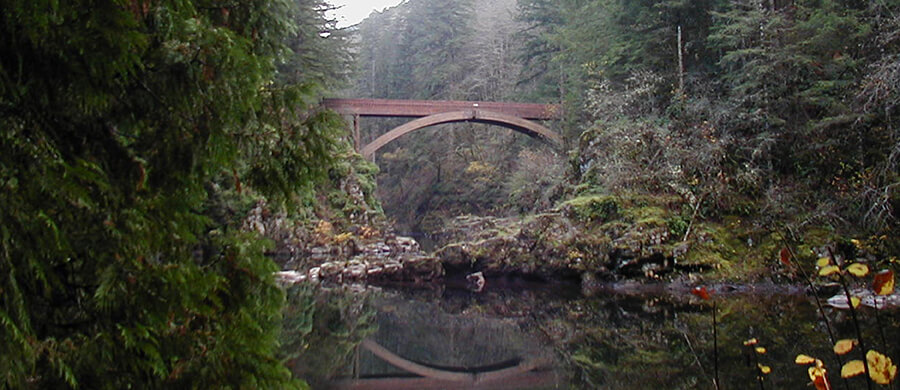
[283,280,900,389]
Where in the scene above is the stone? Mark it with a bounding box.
[466,271,486,292]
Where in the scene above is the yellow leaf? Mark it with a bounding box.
[796,354,817,365]
[833,339,856,355]
[758,364,771,375]
[846,263,869,277]
[755,347,767,354]
[819,265,840,276]
[817,257,831,267]
[851,296,861,309]
[333,232,353,244]
[743,338,758,346]
[867,350,898,385]
[842,360,865,378]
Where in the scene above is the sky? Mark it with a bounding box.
[328,0,405,27]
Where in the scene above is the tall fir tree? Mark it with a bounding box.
[0,0,347,388]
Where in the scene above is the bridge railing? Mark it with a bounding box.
[322,98,561,120]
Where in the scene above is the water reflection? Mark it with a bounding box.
[332,339,557,389]
[327,285,566,390]
[283,282,900,389]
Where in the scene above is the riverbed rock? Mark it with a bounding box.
[466,271,486,292]
[242,195,448,286]
[826,289,900,310]
[289,253,443,286]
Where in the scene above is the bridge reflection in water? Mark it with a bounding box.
[330,339,559,390]
[325,293,563,390]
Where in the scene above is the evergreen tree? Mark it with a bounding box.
[400,0,475,99]
[516,0,568,100]
[708,0,871,177]
[354,5,413,99]
[0,0,345,388]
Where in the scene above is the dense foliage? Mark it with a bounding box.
[518,1,900,277]
[3,0,899,385]
[352,0,899,250]
[1,0,350,388]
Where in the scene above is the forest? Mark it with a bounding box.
[357,0,899,246]
[1,0,898,388]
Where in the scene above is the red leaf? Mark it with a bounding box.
[691,286,711,300]
[780,247,792,266]
[873,269,895,296]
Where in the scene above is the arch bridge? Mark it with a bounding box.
[322,98,562,159]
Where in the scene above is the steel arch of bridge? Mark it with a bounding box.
[322,98,562,159]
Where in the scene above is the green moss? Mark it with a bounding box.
[681,225,739,267]
[794,227,836,258]
[666,216,689,238]
[561,195,620,223]
[680,220,781,280]
[573,182,605,196]
[622,205,668,226]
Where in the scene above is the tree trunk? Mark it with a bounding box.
[677,25,685,97]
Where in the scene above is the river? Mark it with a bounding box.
[282,278,900,389]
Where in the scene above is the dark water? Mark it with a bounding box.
[282,280,900,389]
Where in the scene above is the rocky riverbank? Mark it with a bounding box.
[245,200,444,284]
[249,178,899,311]
[430,194,724,282]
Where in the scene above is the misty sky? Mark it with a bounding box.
[329,0,405,27]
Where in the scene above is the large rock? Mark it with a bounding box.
[433,209,687,280]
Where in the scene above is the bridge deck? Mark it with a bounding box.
[323,98,560,120]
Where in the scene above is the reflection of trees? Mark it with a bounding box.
[279,286,377,388]
[280,285,900,389]
[542,294,900,389]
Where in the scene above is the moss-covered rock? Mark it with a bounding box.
[429,193,792,282]
[560,195,620,223]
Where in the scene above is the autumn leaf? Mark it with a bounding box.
[796,354,817,365]
[819,265,840,276]
[758,364,771,375]
[808,365,831,390]
[691,286,711,300]
[873,269,895,296]
[841,360,865,378]
[845,263,869,277]
[744,338,758,346]
[779,247,791,266]
[833,339,856,355]
[817,257,832,267]
[850,296,861,309]
[866,350,898,385]
[755,347,767,354]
